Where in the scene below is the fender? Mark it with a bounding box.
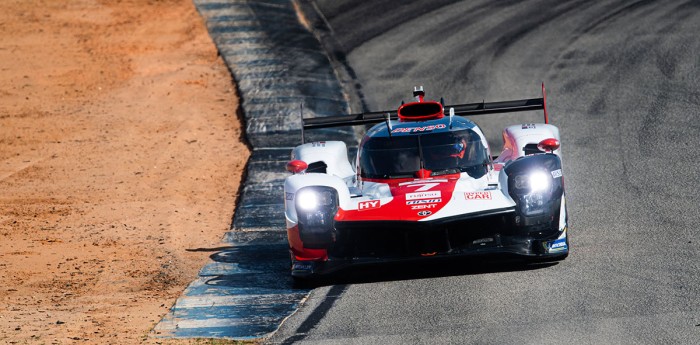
[496,124,562,163]
[291,141,355,179]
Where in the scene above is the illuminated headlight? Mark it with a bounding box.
[297,190,319,211]
[504,154,562,225]
[295,186,339,249]
[528,171,550,192]
[514,171,550,192]
[295,187,337,211]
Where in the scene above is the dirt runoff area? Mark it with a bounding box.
[0,0,250,343]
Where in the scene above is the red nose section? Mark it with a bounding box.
[397,101,444,121]
[538,138,560,152]
[416,168,432,179]
[286,160,308,174]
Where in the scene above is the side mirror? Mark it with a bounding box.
[286,160,308,174]
[537,138,560,153]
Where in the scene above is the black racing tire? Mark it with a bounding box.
[292,274,320,289]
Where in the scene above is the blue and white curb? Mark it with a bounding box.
[153,234,308,339]
[153,0,353,340]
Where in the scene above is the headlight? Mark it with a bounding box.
[513,170,550,193]
[522,193,546,215]
[528,171,550,192]
[511,170,552,217]
[297,190,319,211]
[503,153,564,227]
[296,189,336,211]
[295,186,339,249]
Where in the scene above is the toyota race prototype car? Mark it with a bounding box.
[284,85,568,279]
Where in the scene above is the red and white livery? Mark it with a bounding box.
[284,85,569,278]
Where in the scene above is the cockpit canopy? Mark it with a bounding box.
[360,128,490,179]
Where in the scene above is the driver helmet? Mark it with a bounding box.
[449,138,467,159]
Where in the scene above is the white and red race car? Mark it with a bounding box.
[284,85,568,278]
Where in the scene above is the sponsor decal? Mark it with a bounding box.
[292,261,313,271]
[411,204,437,210]
[522,123,536,129]
[551,241,567,249]
[406,191,441,200]
[358,200,380,211]
[391,124,446,134]
[472,237,494,245]
[311,141,326,147]
[406,198,441,205]
[551,169,562,178]
[399,179,448,186]
[285,192,294,201]
[417,210,432,216]
[464,191,492,200]
[407,198,441,210]
[546,238,568,253]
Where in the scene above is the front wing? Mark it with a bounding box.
[290,207,568,277]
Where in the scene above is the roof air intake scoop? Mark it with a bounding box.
[397,100,444,122]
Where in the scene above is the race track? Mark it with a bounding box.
[270,1,700,343]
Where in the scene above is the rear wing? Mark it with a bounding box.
[303,83,550,131]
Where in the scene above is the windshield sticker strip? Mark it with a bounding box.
[391,124,446,133]
[398,179,448,186]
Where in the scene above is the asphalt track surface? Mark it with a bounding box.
[270,1,700,344]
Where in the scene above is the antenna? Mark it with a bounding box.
[542,82,549,124]
[449,107,454,129]
[300,103,305,144]
[385,112,393,137]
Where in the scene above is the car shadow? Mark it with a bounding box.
[297,255,559,288]
[199,243,301,291]
[194,242,559,291]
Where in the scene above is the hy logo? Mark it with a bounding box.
[358,200,380,211]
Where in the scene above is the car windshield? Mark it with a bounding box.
[360,129,489,179]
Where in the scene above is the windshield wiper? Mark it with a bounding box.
[417,135,425,171]
[385,174,414,179]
